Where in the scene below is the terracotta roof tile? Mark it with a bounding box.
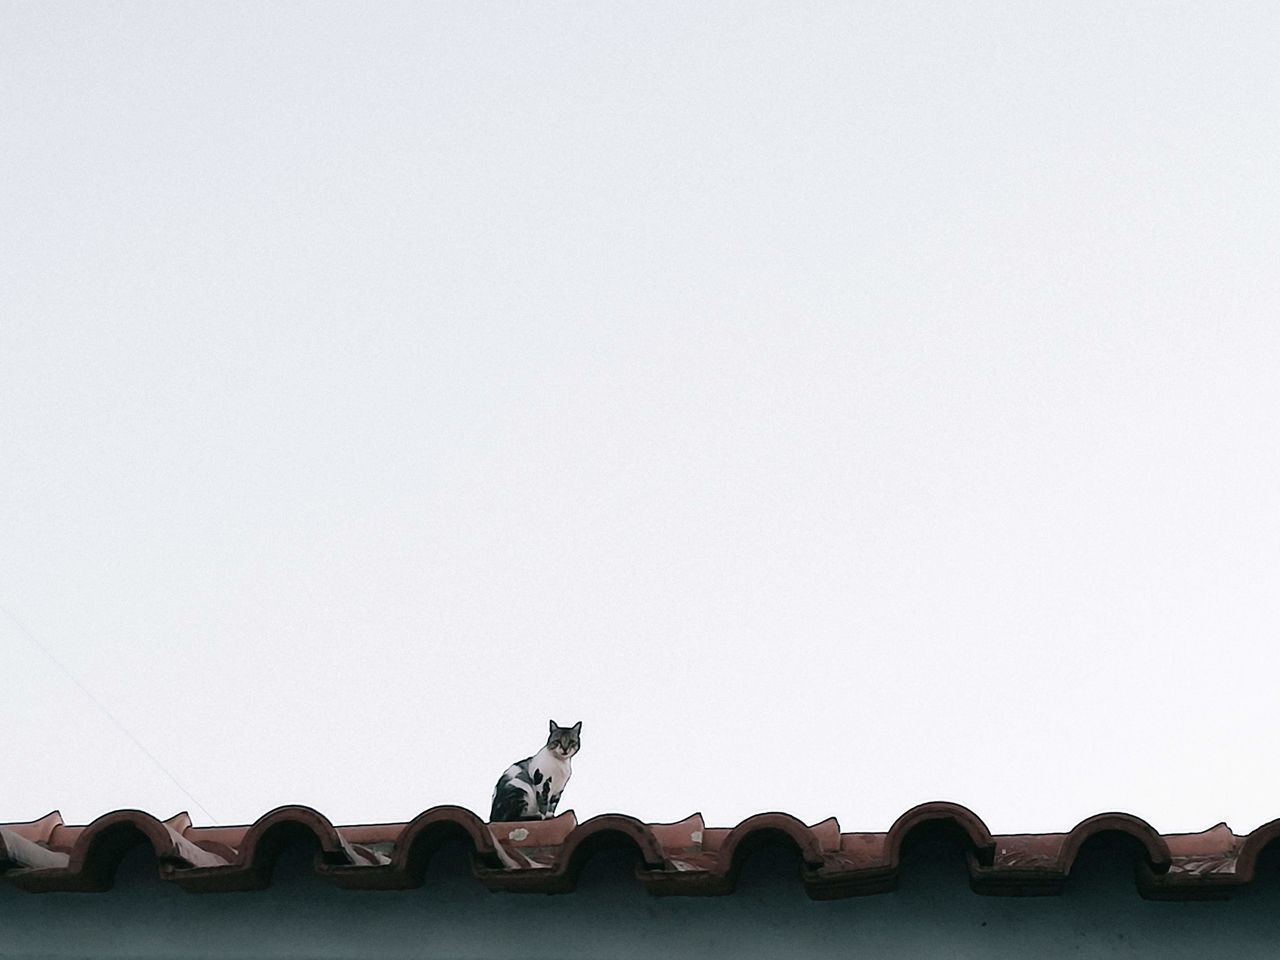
[2,802,1278,900]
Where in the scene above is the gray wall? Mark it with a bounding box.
[3,840,1279,959]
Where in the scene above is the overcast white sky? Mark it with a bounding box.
[2,3,1278,837]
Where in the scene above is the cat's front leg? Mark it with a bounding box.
[548,792,562,817]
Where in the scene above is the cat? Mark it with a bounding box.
[489,720,582,822]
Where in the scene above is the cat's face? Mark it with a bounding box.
[546,719,582,758]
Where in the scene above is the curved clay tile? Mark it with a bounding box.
[7,809,223,892]
[242,805,355,865]
[171,805,354,892]
[88,810,227,865]
[1060,812,1173,876]
[76,810,183,869]
[561,814,667,870]
[884,801,996,867]
[328,805,502,890]
[801,803,997,900]
[630,812,833,898]
[1234,818,1280,884]
[394,805,499,869]
[479,814,667,894]
[718,812,826,871]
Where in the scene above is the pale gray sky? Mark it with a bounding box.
[2,2,1278,835]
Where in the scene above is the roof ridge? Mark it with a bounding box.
[3,803,1278,900]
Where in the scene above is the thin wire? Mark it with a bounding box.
[1,601,219,824]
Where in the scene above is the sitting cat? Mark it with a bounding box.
[489,720,582,822]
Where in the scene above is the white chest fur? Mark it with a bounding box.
[531,747,572,794]
[529,752,570,788]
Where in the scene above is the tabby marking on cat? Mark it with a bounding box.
[489,720,582,822]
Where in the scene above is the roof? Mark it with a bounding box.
[2,802,1278,900]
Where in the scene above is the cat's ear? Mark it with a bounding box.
[549,719,558,734]
[571,721,582,735]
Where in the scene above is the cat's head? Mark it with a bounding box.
[546,719,582,758]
